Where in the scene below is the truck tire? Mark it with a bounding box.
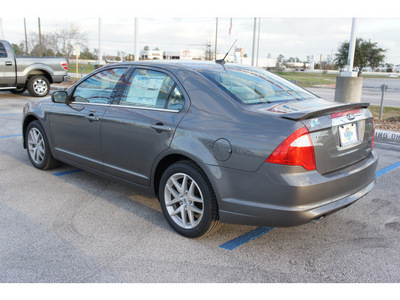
[27,75,50,97]
[11,86,27,94]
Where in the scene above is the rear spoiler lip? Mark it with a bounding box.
[280,102,370,121]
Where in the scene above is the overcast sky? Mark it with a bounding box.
[2,0,400,64]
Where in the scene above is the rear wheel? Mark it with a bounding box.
[159,161,220,238]
[27,75,50,97]
[26,121,59,170]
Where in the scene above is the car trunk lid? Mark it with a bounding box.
[281,102,375,175]
[248,99,375,175]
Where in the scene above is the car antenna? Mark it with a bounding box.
[216,39,237,65]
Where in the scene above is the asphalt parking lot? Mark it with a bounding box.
[1,89,400,283]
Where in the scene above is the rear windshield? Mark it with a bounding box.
[198,65,317,105]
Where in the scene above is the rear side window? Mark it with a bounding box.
[0,43,8,58]
[198,66,316,105]
[71,68,126,104]
[119,69,185,111]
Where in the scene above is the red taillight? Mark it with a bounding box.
[266,127,316,171]
[61,62,68,71]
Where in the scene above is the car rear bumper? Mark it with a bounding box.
[208,149,378,227]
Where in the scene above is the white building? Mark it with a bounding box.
[140,50,163,60]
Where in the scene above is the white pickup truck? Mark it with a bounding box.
[0,40,69,97]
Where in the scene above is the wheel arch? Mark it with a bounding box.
[27,70,53,84]
[153,154,192,198]
[152,153,217,201]
[22,114,40,148]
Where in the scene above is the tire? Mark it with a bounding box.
[11,86,27,94]
[27,75,50,97]
[26,121,60,170]
[159,161,220,238]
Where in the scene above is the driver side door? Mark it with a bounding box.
[49,67,128,170]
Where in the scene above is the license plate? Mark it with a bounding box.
[339,123,358,147]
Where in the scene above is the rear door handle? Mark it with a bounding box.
[151,124,172,133]
[5,61,13,66]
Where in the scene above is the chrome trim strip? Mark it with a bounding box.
[70,102,111,107]
[109,104,179,113]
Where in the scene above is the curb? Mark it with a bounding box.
[375,129,400,144]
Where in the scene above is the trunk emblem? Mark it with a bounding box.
[347,113,355,120]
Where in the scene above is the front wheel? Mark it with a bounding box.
[26,121,60,170]
[27,75,50,97]
[11,86,27,94]
[159,161,220,238]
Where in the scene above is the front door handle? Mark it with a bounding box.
[5,61,13,66]
[151,123,172,133]
[86,113,100,122]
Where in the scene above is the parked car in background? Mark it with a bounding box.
[0,40,69,97]
[22,61,378,238]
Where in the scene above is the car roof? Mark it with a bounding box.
[104,60,256,73]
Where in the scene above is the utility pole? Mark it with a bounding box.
[24,18,28,54]
[214,18,218,61]
[38,18,42,57]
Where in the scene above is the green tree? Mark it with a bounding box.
[12,43,24,55]
[335,38,386,76]
[79,47,96,60]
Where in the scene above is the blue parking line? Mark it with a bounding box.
[53,169,83,176]
[219,161,400,250]
[376,161,400,178]
[0,134,22,139]
[220,227,275,250]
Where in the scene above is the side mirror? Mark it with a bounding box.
[51,91,68,103]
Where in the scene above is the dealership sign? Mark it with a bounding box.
[180,49,192,60]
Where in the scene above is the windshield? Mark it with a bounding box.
[198,65,317,105]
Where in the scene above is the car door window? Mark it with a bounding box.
[119,69,184,110]
[166,86,185,110]
[71,68,126,104]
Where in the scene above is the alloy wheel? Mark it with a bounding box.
[27,127,45,165]
[164,173,204,229]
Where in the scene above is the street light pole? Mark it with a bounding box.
[98,18,103,66]
[134,18,139,61]
[334,18,363,103]
[251,18,256,66]
[256,18,260,67]
[215,18,218,61]
[38,18,42,57]
[343,18,358,77]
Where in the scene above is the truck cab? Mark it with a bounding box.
[0,40,69,97]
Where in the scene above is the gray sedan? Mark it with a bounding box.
[22,61,378,238]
